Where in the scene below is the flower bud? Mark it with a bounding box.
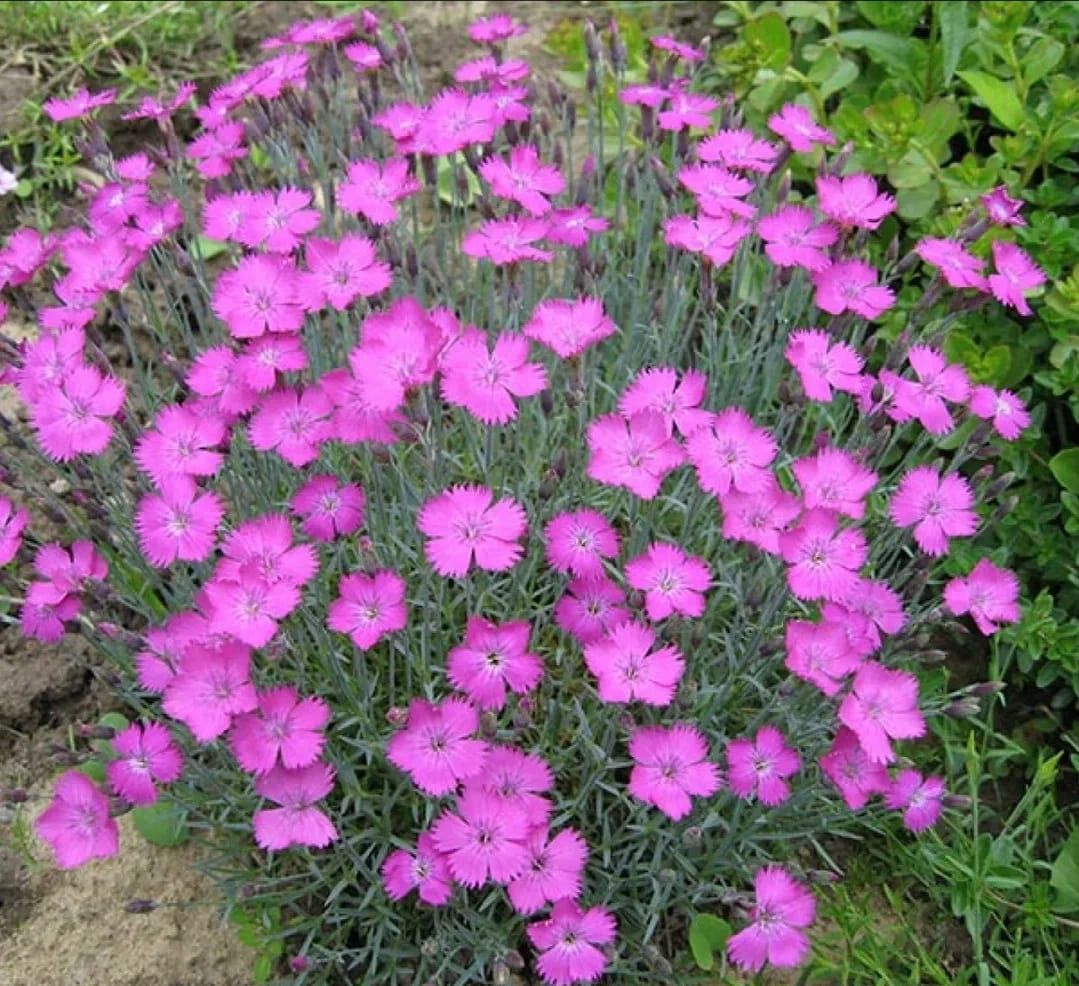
[808,869,841,885]
[683,826,703,847]
[3,788,28,804]
[78,723,116,740]
[503,949,525,971]
[420,937,439,959]
[109,797,134,817]
[918,649,949,664]
[946,696,982,718]
[288,956,311,973]
[386,706,408,728]
[986,473,1015,499]
[969,680,1005,698]
[943,794,973,810]
[583,21,600,63]
[125,899,158,914]
[480,710,499,739]
[618,711,637,732]
[492,962,511,986]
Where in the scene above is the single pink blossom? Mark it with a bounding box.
[658,89,718,132]
[915,238,988,290]
[779,509,868,602]
[838,663,925,764]
[943,558,1020,635]
[186,122,249,179]
[819,727,890,809]
[468,745,554,826]
[344,41,382,72]
[237,187,320,253]
[785,619,863,697]
[813,260,895,319]
[677,164,756,219]
[727,867,816,972]
[106,722,183,805]
[758,206,837,271]
[508,827,589,915]
[430,789,531,887]
[203,573,301,648]
[544,509,619,578]
[840,578,906,643]
[337,158,420,226]
[720,478,802,556]
[42,87,116,122]
[619,367,712,438]
[248,385,334,467]
[300,234,392,311]
[454,55,529,86]
[440,330,547,425]
[381,830,453,906]
[784,328,864,402]
[20,595,81,643]
[15,326,85,402]
[651,35,705,63]
[231,686,330,775]
[583,620,684,706]
[480,145,565,215]
[417,485,527,577]
[30,539,107,601]
[447,617,543,711]
[988,241,1045,316]
[628,722,720,820]
[686,407,776,497]
[134,404,226,488]
[891,346,970,435]
[527,899,617,986]
[461,216,553,265]
[698,129,780,173]
[982,186,1025,227]
[885,769,945,833]
[625,541,711,622]
[236,333,308,393]
[890,466,977,556]
[816,174,895,229]
[727,726,801,806]
[211,254,305,339]
[792,448,878,519]
[31,365,126,461]
[768,103,835,152]
[386,697,488,796]
[554,575,630,644]
[216,513,317,589]
[35,771,119,869]
[415,89,498,156]
[967,385,1029,440]
[468,13,527,44]
[135,482,225,568]
[162,642,258,742]
[586,411,686,500]
[546,206,610,248]
[0,496,30,566]
[327,569,408,650]
[664,212,751,266]
[253,762,338,850]
[523,297,617,359]
[186,346,258,416]
[291,475,365,541]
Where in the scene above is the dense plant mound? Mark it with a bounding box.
[0,9,1043,984]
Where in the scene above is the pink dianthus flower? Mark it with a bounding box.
[785,619,863,697]
[162,641,258,743]
[386,697,488,796]
[727,867,816,972]
[211,254,305,339]
[527,899,617,986]
[248,385,334,466]
[664,212,751,267]
[720,478,802,556]
[698,129,780,173]
[838,663,925,764]
[431,789,531,887]
[758,206,837,271]
[508,827,589,915]
[792,447,877,519]
[586,411,686,500]
[812,260,895,319]
[915,238,988,290]
[628,722,720,820]
[462,216,553,265]
[480,145,565,215]
[327,569,408,650]
[819,727,890,809]
[237,187,320,253]
[967,385,1029,440]
[943,558,1020,635]
[988,241,1045,316]
[727,726,800,806]
[0,496,30,566]
[134,404,226,488]
[523,297,617,359]
[253,762,338,851]
[291,475,364,541]
[625,541,710,621]
[890,466,977,556]
[554,575,630,644]
[106,722,183,805]
[440,330,547,425]
[891,346,970,435]
[768,103,835,152]
[784,328,864,402]
[381,830,453,906]
[135,482,225,568]
[779,509,868,602]
[231,686,329,775]
[618,367,712,438]
[447,617,543,711]
[816,174,895,229]
[300,234,392,311]
[35,771,119,869]
[583,620,684,706]
[686,407,776,497]
[337,158,420,226]
[676,164,756,219]
[544,509,619,578]
[885,769,945,833]
[417,485,527,577]
[31,365,126,461]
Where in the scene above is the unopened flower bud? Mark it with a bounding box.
[547,80,564,108]
[583,21,600,63]
[503,949,525,971]
[918,649,948,664]
[618,712,637,732]
[610,21,628,73]
[288,956,311,973]
[109,797,134,817]
[492,962,511,986]
[386,706,408,728]
[808,869,841,885]
[51,750,82,766]
[986,473,1015,498]
[946,696,982,718]
[480,711,499,739]
[969,680,1005,698]
[628,589,645,610]
[420,937,439,959]
[3,788,28,804]
[649,156,676,198]
[586,64,598,94]
[125,899,158,914]
[943,794,973,810]
[683,826,703,846]
[78,724,115,740]
[776,170,791,206]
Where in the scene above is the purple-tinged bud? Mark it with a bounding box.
[814,430,832,452]
[512,698,533,730]
[969,681,1006,698]
[480,710,499,739]
[288,956,311,973]
[547,80,564,108]
[263,637,287,663]
[583,21,600,63]
[986,473,1015,499]
[646,942,673,974]
[420,154,437,187]
[943,794,973,810]
[565,99,577,132]
[405,243,419,280]
[360,8,380,33]
[386,706,408,728]
[78,723,115,741]
[618,711,637,732]
[649,156,676,198]
[683,826,703,847]
[610,20,628,74]
[51,750,82,767]
[492,962,511,986]
[553,140,565,171]
[776,170,792,206]
[125,899,158,914]
[239,882,258,900]
[109,797,133,817]
[3,788,28,804]
[829,141,855,176]
[918,650,948,665]
[540,389,554,416]
[946,696,982,718]
[808,869,841,885]
[503,950,525,971]
[586,64,598,94]
[990,496,1020,524]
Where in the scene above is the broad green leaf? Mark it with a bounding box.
[835,30,925,79]
[76,760,107,784]
[1050,828,1079,912]
[855,1,927,35]
[688,913,732,971]
[131,801,189,848]
[1021,36,1064,87]
[745,13,792,69]
[887,150,934,189]
[1049,449,1079,494]
[896,179,939,219]
[937,2,970,84]
[820,57,860,100]
[99,712,130,733]
[191,235,229,261]
[918,99,961,154]
[957,70,1025,132]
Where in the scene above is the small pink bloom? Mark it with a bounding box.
[204,574,300,648]
[727,867,815,972]
[664,212,751,266]
[779,509,868,602]
[527,899,617,986]
[20,595,81,643]
[982,186,1026,227]
[698,129,780,173]
[454,55,530,86]
[467,743,554,825]
[508,827,589,914]
[431,789,530,887]
[447,617,543,711]
[480,145,565,215]
[381,830,453,906]
[619,83,670,109]
[793,448,877,519]
[546,206,610,248]
[768,103,835,152]
[291,475,365,541]
[327,570,407,650]
[253,762,338,851]
[677,164,756,219]
[890,466,977,556]
[686,407,776,497]
[720,478,802,556]
[840,578,906,643]
[943,558,1020,635]
[554,575,630,644]
[625,541,710,621]
[819,727,890,809]
[231,686,330,774]
[42,87,116,122]
[31,365,126,461]
[216,513,317,589]
[652,35,705,63]
[468,13,527,44]
[915,238,988,290]
[619,367,712,438]
[544,509,619,578]
[628,722,720,820]
[31,539,107,601]
[248,386,334,467]
[417,485,527,578]
[658,88,718,132]
[336,158,420,226]
[300,234,391,311]
[785,619,863,697]
[462,216,553,265]
[235,332,308,392]
[211,254,304,339]
[386,697,488,796]
[816,174,895,229]
[523,297,617,359]
[162,641,258,743]
[758,206,837,271]
[0,496,30,566]
[186,122,249,179]
[344,41,382,72]
[813,260,895,319]
[727,726,800,806]
[106,722,183,805]
[583,620,684,706]
[237,187,320,253]
[891,346,970,435]
[885,769,945,833]
[440,330,548,425]
[784,328,864,402]
[35,771,119,869]
[967,385,1029,440]
[838,663,925,764]
[415,89,498,156]
[136,482,225,568]
[988,241,1045,316]
[135,404,226,488]
[186,346,258,416]
[587,411,686,500]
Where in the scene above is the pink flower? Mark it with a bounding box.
[300,234,391,311]
[652,35,705,63]
[447,617,543,711]
[162,641,258,742]
[508,827,589,914]
[135,404,226,488]
[768,103,835,152]
[291,475,365,541]
[840,578,906,643]
[20,596,80,643]
[42,87,116,122]
[415,89,498,156]
[785,619,863,697]
[664,212,751,266]
[988,241,1045,316]
[968,385,1029,440]
[253,762,338,851]
[619,83,670,109]
[469,13,527,44]
[186,346,258,416]
[816,174,895,229]
[15,326,84,402]
[628,722,720,820]
[440,331,547,425]
[203,192,257,241]
[554,575,630,644]
[237,187,320,253]
[758,206,837,272]
[677,164,756,219]
[337,158,420,226]
[658,89,718,132]
[727,867,815,972]
[527,899,617,986]
[784,328,864,402]
[106,722,183,805]
[792,448,877,519]
[417,485,527,578]
[35,771,119,869]
[0,496,30,566]
[586,412,686,500]
[134,612,206,693]
[885,769,945,833]
[135,482,225,568]
[727,726,800,806]
[187,122,249,179]
[204,572,301,647]
[31,365,126,461]
[30,539,107,601]
[943,558,1020,635]
[819,727,890,809]
[544,509,619,578]
[546,206,610,248]
[231,686,330,774]
[779,509,868,602]
[462,217,553,265]
[469,744,554,823]
[619,367,712,438]
[523,297,617,359]
[344,41,382,72]
[915,238,988,290]
[982,186,1026,227]
[813,260,895,319]
[327,570,408,650]
[211,254,304,338]
[216,514,317,588]
[480,145,565,215]
[248,386,334,466]
[454,55,530,86]
[625,542,710,621]
[583,620,684,706]
[720,478,802,555]
[891,346,970,435]
[381,831,453,906]
[838,663,925,764]
[890,466,977,556]
[372,101,424,153]
[431,789,530,887]
[698,129,780,173]
[386,697,488,796]
[686,407,776,497]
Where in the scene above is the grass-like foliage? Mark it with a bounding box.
[0,10,1048,985]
